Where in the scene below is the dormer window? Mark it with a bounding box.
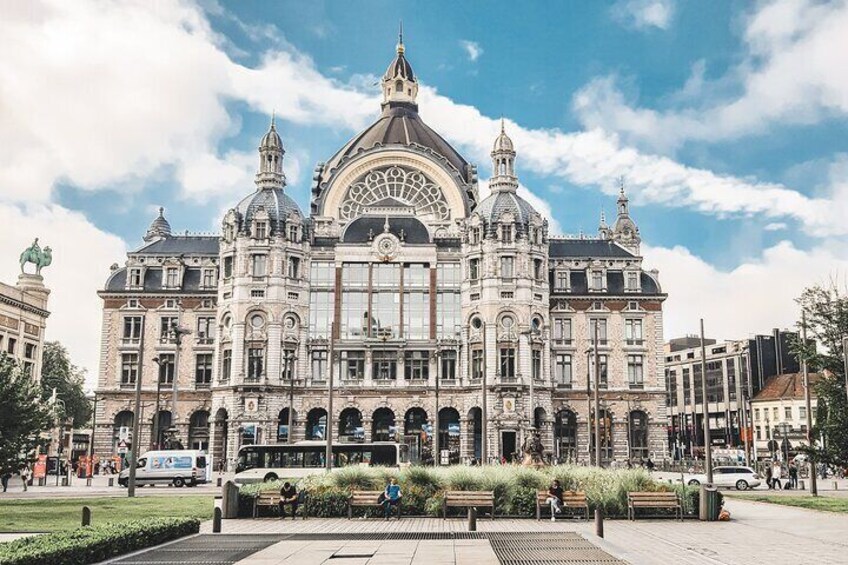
[128,268,142,288]
[469,227,480,244]
[202,268,215,288]
[590,270,604,291]
[165,267,179,288]
[625,271,640,291]
[288,225,299,242]
[255,222,267,239]
[500,225,513,244]
[533,259,544,281]
[554,270,570,291]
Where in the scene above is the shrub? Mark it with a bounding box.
[235,465,702,519]
[0,517,199,565]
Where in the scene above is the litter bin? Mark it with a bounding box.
[61,476,69,487]
[699,484,720,521]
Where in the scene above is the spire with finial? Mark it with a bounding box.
[598,209,611,239]
[611,174,641,252]
[381,23,418,109]
[257,114,286,189]
[490,119,518,193]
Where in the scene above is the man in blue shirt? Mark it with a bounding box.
[382,477,402,520]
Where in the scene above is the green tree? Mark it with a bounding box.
[40,341,91,426]
[0,353,53,470]
[795,282,848,467]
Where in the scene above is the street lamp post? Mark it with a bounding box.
[801,311,818,496]
[325,322,336,471]
[127,318,146,498]
[52,394,67,487]
[283,351,297,443]
[842,335,848,406]
[585,347,593,465]
[151,357,164,450]
[168,322,192,442]
[481,321,488,465]
[86,394,98,486]
[593,322,602,468]
[699,319,713,484]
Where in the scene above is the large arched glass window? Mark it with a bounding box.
[629,410,649,461]
[306,408,327,440]
[372,408,396,442]
[339,407,364,441]
[554,409,577,463]
[339,166,450,222]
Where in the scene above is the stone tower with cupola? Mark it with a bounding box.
[213,118,311,450]
[462,121,551,459]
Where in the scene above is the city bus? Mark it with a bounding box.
[233,441,410,483]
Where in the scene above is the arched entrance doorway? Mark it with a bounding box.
[338,407,364,441]
[629,410,649,461]
[306,408,327,440]
[590,409,614,464]
[438,407,460,464]
[404,407,430,464]
[212,408,228,470]
[188,410,210,450]
[554,409,577,464]
[372,408,396,442]
[467,407,482,463]
[151,410,172,450]
[277,408,294,443]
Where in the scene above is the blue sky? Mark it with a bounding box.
[2,0,848,384]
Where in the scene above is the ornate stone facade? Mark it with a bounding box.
[93,37,667,468]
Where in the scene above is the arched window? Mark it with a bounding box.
[151,411,172,450]
[372,408,396,442]
[112,411,134,454]
[404,407,430,465]
[629,410,649,461]
[277,408,293,443]
[306,408,327,440]
[338,407,363,441]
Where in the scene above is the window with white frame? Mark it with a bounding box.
[500,224,513,243]
[252,254,267,277]
[531,349,542,380]
[254,222,267,239]
[120,353,138,387]
[624,319,643,345]
[311,350,327,381]
[554,270,569,290]
[129,268,142,287]
[404,351,429,380]
[469,257,480,280]
[288,224,299,242]
[627,355,644,387]
[165,267,179,287]
[590,270,604,290]
[202,268,215,288]
[625,271,639,291]
[122,316,142,343]
[589,318,608,344]
[196,317,215,343]
[555,353,572,386]
[501,256,514,280]
[287,256,301,279]
[553,318,572,344]
[223,256,233,279]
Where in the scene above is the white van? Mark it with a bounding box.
[118,450,209,487]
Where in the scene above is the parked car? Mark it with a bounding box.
[118,450,208,488]
[687,466,761,490]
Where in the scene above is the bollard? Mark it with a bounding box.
[216,477,222,488]
[467,507,477,531]
[834,481,838,490]
[213,507,222,533]
[594,508,604,539]
[81,506,91,527]
[108,477,114,487]
[799,480,805,491]
[221,481,240,519]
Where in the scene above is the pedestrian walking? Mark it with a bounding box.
[772,460,783,490]
[764,463,773,489]
[789,463,798,489]
[546,479,564,521]
[19,464,30,492]
[1,468,11,492]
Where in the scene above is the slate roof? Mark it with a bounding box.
[235,187,303,233]
[753,372,822,402]
[322,105,470,177]
[134,236,220,255]
[551,271,662,296]
[104,266,216,293]
[342,216,430,244]
[549,238,636,258]
[473,191,538,226]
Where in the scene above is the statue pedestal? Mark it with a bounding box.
[16,273,50,302]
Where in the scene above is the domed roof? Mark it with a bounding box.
[143,207,172,241]
[474,190,538,225]
[323,105,469,176]
[259,119,283,151]
[384,50,415,82]
[492,120,514,153]
[236,187,302,232]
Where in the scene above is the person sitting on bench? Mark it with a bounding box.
[546,479,564,520]
[382,478,402,520]
[279,482,299,519]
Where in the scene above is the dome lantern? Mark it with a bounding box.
[381,23,419,110]
[143,207,172,242]
[256,114,286,190]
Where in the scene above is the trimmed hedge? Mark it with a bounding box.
[0,517,200,565]
[238,465,710,519]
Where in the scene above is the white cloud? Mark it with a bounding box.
[0,204,126,390]
[610,0,675,30]
[643,240,848,342]
[764,222,788,231]
[579,0,848,150]
[459,40,483,62]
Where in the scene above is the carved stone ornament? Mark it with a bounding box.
[373,233,400,262]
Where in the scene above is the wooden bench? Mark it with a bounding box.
[253,491,308,518]
[627,491,683,521]
[535,490,589,520]
[442,490,495,519]
[348,490,402,519]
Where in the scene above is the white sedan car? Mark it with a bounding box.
[686,466,762,490]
